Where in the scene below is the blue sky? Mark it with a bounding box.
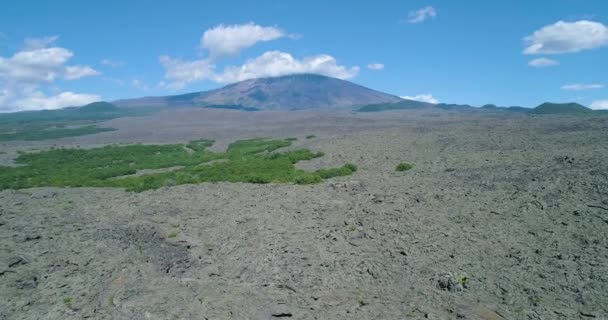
[1,0,608,112]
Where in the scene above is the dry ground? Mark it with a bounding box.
[1,109,607,319]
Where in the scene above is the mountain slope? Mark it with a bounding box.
[357,99,433,112]
[114,74,402,110]
[480,104,528,113]
[356,100,478,112]
[531,102,593,115]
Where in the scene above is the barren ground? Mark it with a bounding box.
[1,109,607,319]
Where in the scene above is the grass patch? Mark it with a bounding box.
[167,231,178,239]
[63,297,73,306]
[0,125,116,142]
[0,102,159,141]
[306,134,316,139]
[0,138,356,192]
[396,162,414,172]
[456,272,469,288]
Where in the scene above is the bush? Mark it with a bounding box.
[343,163,358,172]
[396,162,414,172]
[295,174,322,184]
[315,163,357,179]
[306,134,316,139]
[0,137,357,192]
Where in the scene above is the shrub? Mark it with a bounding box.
[295,174,322,184]
[306,134,316,139]
[63,297,73,306]
[396,162,414,172]
[343,163,358,172]
[456,273,469,288]
[0,137,357,192]
[246,175,271,184]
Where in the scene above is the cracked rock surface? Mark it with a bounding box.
[1,109,608,319]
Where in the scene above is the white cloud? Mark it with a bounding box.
[0,36,101,112]
[0,47,73,83]
[400,94,439,104]
[14,91,100,111]
[590,99,608,110]
[101,58,124,67]
[367,63,384,70]
[159,51,359,88]
[524,20,608,54]
[561,83,604,91]
[528,57,559,67]
[64,65,100,80]
[23,35,59,50]
[213,51,359,83]
[406,6,437,24]
[201,23,286,57]
[160,24,358,89]
[158,55,214,89]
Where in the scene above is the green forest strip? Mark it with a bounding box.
[0,102,159,141]
[0,126,116,141]
[0,138,357,192]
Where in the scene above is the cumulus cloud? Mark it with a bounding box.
[523,20,608,54]
[213,51,359,83]
[64,65,100,80]
[406,6,437,24]
[158,55,214,89]
[201,23,286,58]
[0,37,101,112]
[159,51,359,88]
[400,94,439,104]
[590,100,608,110]
[160,23,358,89]
[14,91,100,112]
[528,57,559,67]
[367,63,384,70]
[0,47,73,83]
[561,83,604,91]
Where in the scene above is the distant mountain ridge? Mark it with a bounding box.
[530,102,592,115]
[356,100,600,115]
[114,74,402,110]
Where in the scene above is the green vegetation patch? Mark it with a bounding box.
[0,138,356,192]
[396,162,414,172]
[0,125,116,141]
[357,100,431,112]
[0,101,158,141]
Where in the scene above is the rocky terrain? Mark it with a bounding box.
[1,109,608,319]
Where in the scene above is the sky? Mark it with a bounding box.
[1,0,608,112]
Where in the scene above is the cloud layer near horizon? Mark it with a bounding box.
[159,23,359,89]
